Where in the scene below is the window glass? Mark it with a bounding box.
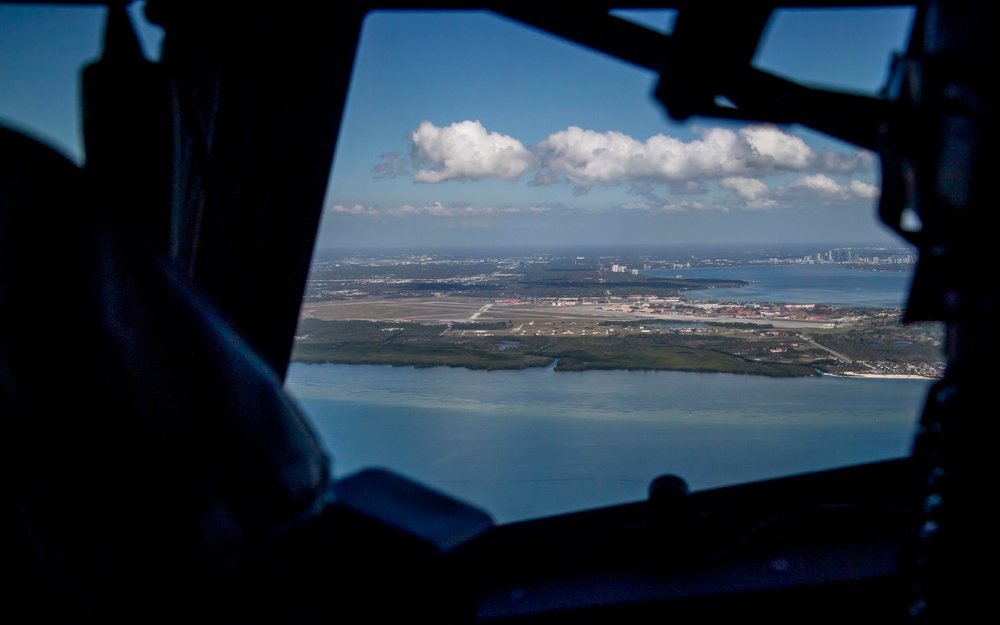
[286,9,938,523]
[608,8,676,34]
[0,2,934,526]
[0,2,162,164]
[755,7,916,94]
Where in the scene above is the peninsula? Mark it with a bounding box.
[292,246,943,378]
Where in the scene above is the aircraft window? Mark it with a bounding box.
[285,9,939,524]
[0,4,934,526]
[0,2,163,163]
[754,7,917,95]
[608,8,676,35]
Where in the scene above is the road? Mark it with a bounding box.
[798,334,853,363]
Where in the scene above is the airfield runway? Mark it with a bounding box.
[300,296,837,329]
[301,296,636,323]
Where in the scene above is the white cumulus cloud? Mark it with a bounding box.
[719,177,771,201]
[329,203,379,215]
[532,124,863,191]
[815,149,877,174]
[739,125,814,170]
[622,199,727,213]
[329,201,524,219]
[778,174,880,201]
[367,121,881,217]
[848,179,880,198]
[535,126,748,188]
[410,120,536,183]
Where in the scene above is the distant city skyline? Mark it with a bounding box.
[0,5,916,250]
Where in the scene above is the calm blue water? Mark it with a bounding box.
[645,264,912,308]
[286,362,930,523]
[285,264,928,523]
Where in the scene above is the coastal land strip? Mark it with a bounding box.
[293,295,944,379]
[292,248,942,378]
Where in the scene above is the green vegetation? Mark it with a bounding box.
[293,319,550,370]
[294,318,822,376]
[809,316,944,376]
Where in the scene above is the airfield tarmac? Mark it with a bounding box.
[300,296,838,330]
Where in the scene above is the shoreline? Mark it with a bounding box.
[291,358,939,381]
[823,371,937,381]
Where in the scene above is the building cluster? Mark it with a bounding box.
[750,249,917,266]
[585,295,843,322]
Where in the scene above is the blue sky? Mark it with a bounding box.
[1,4,915,251]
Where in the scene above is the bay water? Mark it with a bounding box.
[285,263,931,523]
[287,365,928,523]
[645,263,913,308]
